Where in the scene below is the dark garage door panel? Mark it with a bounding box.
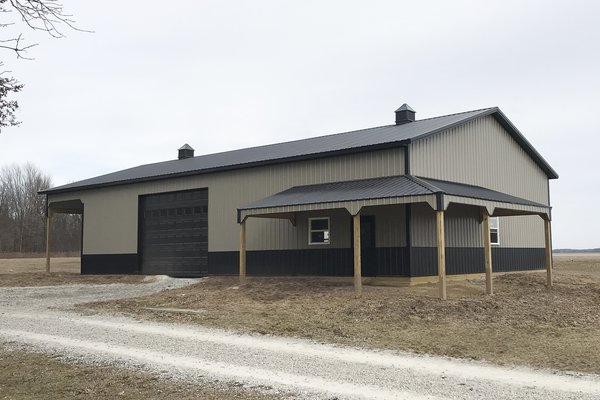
[139,189,208,276]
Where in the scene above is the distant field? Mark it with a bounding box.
[0,257,149,286]
[0,257,80,274]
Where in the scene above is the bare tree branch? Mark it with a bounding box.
[0,34,37,59]
[0,0,86,132]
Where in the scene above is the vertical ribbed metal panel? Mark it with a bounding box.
[50,147,405,254]
[362,204,406,247]
[409,116,548,204]
[497,215,545,247]
[445,204,482,248]
[410,203,436,246]
[408,202,545,249]
[409,115,549,249]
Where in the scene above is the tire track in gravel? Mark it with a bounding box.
[1,281,600,400]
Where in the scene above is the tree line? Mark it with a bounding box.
[0,162,81,255]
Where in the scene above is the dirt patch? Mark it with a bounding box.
[0,347,280,400]
[85,254,600,375]
[0,257,151,286]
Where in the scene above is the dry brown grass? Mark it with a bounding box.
[0,257,150,286]
[0,348,279,400]
[85,254,600,374]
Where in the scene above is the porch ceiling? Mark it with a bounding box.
[238,175,550,221]
[48,199,84,214]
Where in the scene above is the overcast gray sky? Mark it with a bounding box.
[0,0,598,248]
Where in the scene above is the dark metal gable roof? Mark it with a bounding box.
[241,175,433,210]
[41,107,557,195]
[413,177,547,207]
[239,175,547,211]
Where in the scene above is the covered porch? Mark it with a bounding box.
[44,198,84,272]
[237,175,553,299]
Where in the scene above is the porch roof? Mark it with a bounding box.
[238,175,549,220]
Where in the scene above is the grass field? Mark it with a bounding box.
[0,257,149,286]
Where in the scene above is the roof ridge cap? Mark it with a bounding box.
[415,107,497,123]
[405,175,441,193]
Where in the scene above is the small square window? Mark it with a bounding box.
[489,217,500,245]
[309,217,330,245]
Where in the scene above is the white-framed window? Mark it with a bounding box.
[308,217,330,245]
[490,217,500,245]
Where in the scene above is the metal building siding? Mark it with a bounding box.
[409,201,545,248]
[293,209,352,249]
[411,202,483,248]
[444,204,483,248]
[410,203,436,247]
[496,215,545,247]
[79,186,139,254]
[48,147,405,255]
[409,116,549,205]
[364,204,407,247]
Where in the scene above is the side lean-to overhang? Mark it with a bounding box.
[39,107,557,196]
[237,175,551,222]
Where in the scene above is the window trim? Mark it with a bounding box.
[489,217,500,246]
[308,217,331,245]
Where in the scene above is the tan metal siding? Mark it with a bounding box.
[363,204,407,247]
[497,215,545,248]
[445,204,482,248]
[409,202,544,248]
[410,115,549,248]
[409,115,548,204]
[410,203,436,247]
[294,209,352,249]
[411,202,484,248]
[48,147,405,254]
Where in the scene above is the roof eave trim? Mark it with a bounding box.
[491,109,559,179]
[39,139,411,195]
[445,193,549,209]
[238,192,436,212]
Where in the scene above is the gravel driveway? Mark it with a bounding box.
[1,278,599,400]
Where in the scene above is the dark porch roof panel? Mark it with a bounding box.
[41,106,557,195]
[240,175,547,211]
[413,177,547,207]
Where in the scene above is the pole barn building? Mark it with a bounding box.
[41,105,558,298]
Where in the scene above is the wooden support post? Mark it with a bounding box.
[353,213,362,297]
[45,210,53,273]
[239,219,246,285]
[482,212,493,295]
[436,210,447,300]
[544,218,553,289]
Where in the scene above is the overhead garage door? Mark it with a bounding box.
[139,189,208,276]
